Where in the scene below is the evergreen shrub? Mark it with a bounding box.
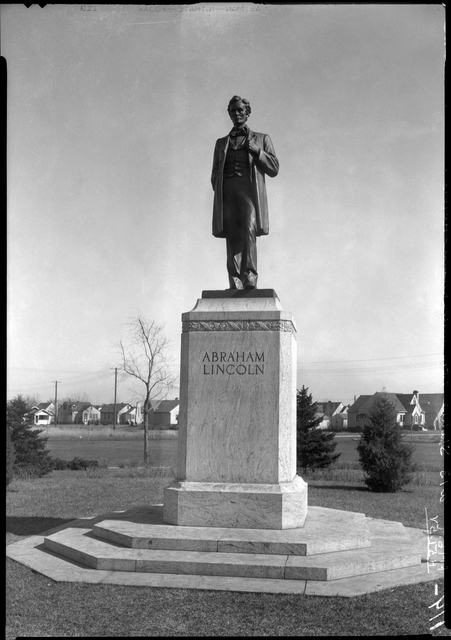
[357,393,416,492]
[296,385,340,473]
[7,395,54,478]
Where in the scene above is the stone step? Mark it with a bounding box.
[91,505,372,556]
[43,525,421,582]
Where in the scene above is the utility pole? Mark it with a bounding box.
[113,367,117,430]
[52,381,61,426]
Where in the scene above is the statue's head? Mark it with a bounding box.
[227,96,251,117]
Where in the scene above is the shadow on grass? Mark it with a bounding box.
[309,483,417,494]
[6,516,75,537]
[308,483,368,492]
[7,506,166,540]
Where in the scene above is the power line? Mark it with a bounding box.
[300,353,443,364]
[57,371,113,384]
[298,365,443,377]
[9,366,111,374]
[299,361,443,371]
[8,370,113,389]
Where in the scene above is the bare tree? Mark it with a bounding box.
[119,316,176,466]
[22,394,41,409]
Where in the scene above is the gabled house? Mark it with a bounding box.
[315,412,331,430]
[315,401,347,430]
[72,403,93,424]
[410,391,444,430]
[30,403,54,426]
[347,392,409,430]
[148,398,179,430]
[58,401,91,424]
[347,391,444,430]
[330,404,350,430]
[119,405,144,425]
[100,403,132,425]
[316,401,343,418]
[79,405,102,425]
[347,395,372,430]
[36,401,55,413]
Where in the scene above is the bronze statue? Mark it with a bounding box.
[211,96,279,290]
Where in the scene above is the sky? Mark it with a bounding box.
[4,3,445,407]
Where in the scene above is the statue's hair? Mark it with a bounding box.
[227,96,251,116]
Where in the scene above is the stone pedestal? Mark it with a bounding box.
[163,290,307,529]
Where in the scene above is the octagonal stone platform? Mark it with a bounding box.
[40,505,421,582]
[7,503,442,596]
[92,504,370,556]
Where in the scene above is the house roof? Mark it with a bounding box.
[418,393,444,409]
[359,392,412,414]
[348,392,443,419]
[154,399,179,413]
[31,408,53,416]
[36,402,53,411]
[100,403,130,412]
[348,395,372,412]
[329,402,343,414]
[70,402,91,412]
[395,394,415,412]
[123,408,136,416]
[316,401,342,416]
[336,405,350,414]
[418,394,444,420]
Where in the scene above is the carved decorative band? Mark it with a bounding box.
[182,320,295,333]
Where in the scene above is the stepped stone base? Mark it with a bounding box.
[93,504,369,555]
[41,505,420,582]
[6,503,442,596]
[163,476,308,529]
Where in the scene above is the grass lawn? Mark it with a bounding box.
[45,431,444,471]
[46,437,178,468]
[6,466,447,637]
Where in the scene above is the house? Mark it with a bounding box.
[58,401,91,424]
[346,394,372,430]
[72,403,93,424]
[119,405,144,426]
[347,392,411,430]
[315,412,331,430]
[29,402,54,426]
[316,401,343,418]
[122,401,147,426]
[31,408,54,425]
[127,400,168,427]
[347,391,444,430]
[410,390,444,430]
[315,401,348,430]
[330,404,350,430]
[148,398,179,430]
[79,405,102,425]
[134,402,144,425]
[100,403,132,425]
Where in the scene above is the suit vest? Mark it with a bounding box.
[224,144,250,178]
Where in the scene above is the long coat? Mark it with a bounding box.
[210,130,279,238]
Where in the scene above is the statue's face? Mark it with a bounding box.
[229,100,248,128]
